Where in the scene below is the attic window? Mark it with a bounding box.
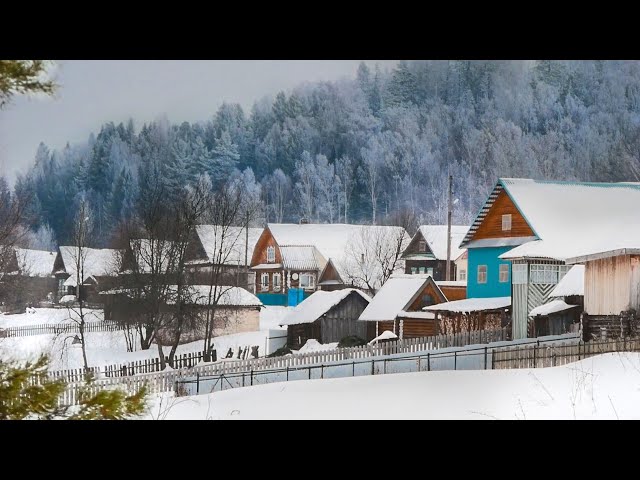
[422,294,434,307]
[266,246,275,263]
[502,214,512,231]
[418,240,427,252]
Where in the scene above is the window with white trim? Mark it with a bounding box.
[477,265,487,284]
[273,273,281,292]
[418,240,427,252]
[512,264,528,284]
[499,263,509,283]
[426,267,433,277]
[419,267,426,274]
[502,214,512,231]
[260,273,269,291]
[530,264,566,284]
[459,269,467,281]
[411,267,417,274]
[299,273,315,289]
[266,246,276,263]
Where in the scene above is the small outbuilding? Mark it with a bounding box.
[280,288,371,349]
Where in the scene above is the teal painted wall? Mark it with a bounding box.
[257,289,311,307]
[467,247,512,298]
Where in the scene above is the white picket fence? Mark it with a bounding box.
[54,327,511,405]
[0,320,125,338]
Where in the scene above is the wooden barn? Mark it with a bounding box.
[567,248,640,339]
[358,274,448,340]
[280,288,371,349]
[435,280,467,301]
[402,225,469,280]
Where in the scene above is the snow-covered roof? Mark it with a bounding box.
[492,179,640,261]
[14,248,56,277]
[280,288,371,326]
[195,225,263,266]
[359,274,439,322]
[418,225,469,261]
[396,311,436,319]
[529,299,579,317]
[59,246,120,283]
[368,330,398,344]
[130,239,179,274]
[435,280,467,288]
[550,265,585,297]
[566,247,640,264]
[279,245,325,271]
[268,223,409,268]
[101,285,263,307]
[252,263,283,270]
[424,296,511,313]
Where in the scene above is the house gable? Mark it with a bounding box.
[402,230,434,258]
[461,181,537,249]
[250,226,282,266]
[185,228,209,264]
[405,278,448,311]
[318,258,343,285]
[53,251,67,276]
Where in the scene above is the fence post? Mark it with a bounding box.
[427,352,430,371]
[250,369,253,386]
[309,366,312,379]
[491,349,495,370]
[196,373,200,394]
[321,365,324,379]
[534,344,537,368]
[484,347,487,370]
[417,356,421,372]
[454,351,457,370]
[371,360,375,375]
[352,361,355,377]
[286,366,289,381]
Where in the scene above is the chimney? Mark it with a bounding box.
[299,217,309,225]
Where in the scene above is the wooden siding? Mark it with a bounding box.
[318,291,370,343]
[584,255,639,315]
[402,230,433,257]
[250,227,282,266]
[470,190,535,242]
[439,285,466,301]
[406,281,447,311]
[377,320,397,336]
[399,318,437,338]
[287,322,321,350]
[319,260,342,285]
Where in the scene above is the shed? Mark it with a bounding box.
[280,288,371,349]
[423,296,511,334]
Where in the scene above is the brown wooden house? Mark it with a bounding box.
[280,288,371,349]
[0,248,57,309]
[358,274,448,340]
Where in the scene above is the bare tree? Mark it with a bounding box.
[342,226,410,294]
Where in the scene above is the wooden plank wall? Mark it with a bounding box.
[585,256,632,315]
[470,190,534,242]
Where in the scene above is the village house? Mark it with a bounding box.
[402,225,469,280]
[279,288,371,349]
[250,223,410,306]
[53,246,121,303]
[0,248,57,309]
[358,274,448,340]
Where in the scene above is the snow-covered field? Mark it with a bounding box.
[143,353,640,420]
[0,306,290,370]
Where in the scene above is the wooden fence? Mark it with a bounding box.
[0,320,124,338]
[50,327,511,404]
[492,337,640,369]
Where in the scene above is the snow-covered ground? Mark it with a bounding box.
[143,353,640,420]
[0,305,291,370]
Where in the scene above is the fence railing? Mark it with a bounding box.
[0,320,124,338]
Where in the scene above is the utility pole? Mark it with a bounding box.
[446,174,453,281]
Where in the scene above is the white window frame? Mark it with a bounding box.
[477,265,487,284]
[530,264,565,285]
[419,266,426,274]
[266,246,276,263]
[418,240,427,252]
[499,263,509,283]
[502,214,512,231]
[459,269,467,281]
[411,267,417,274]
[426,267,433,277]
[299,273,315,289]
[272,273,281,292]
[260,273,269,291]
[512,264,528,284]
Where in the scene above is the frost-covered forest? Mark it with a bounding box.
[8,60,640,247]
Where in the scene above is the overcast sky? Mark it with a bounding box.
[0,60,397,183]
